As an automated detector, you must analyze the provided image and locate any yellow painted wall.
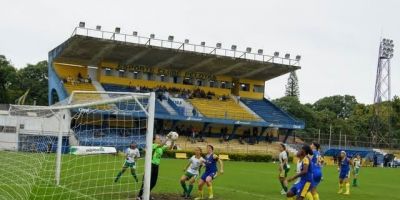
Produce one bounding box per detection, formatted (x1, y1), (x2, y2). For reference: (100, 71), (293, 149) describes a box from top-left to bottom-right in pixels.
(238, 79), (264, 99)
(54, 63), (88, 78)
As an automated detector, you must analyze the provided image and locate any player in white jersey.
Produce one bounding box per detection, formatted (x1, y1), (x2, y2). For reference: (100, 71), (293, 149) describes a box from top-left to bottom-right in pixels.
(352, 154), (361, 187)
(180, 147), (205, 199)
(114, 143), (140, 183)
(278, 143), (290, 195)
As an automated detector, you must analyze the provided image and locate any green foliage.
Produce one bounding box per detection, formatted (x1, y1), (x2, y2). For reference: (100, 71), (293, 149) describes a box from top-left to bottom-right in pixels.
(313, 95), (358, 119)
(0, 55), (48, 105)
(0, 55), (18, 103)
(273, 94), (400, 145)
(285, 71), (300, 98)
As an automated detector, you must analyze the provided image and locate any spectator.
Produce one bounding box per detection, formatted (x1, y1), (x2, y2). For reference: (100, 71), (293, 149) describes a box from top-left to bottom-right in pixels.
(239, 137), (244, 145)
(191, 128), (197, 144)
(192, 108), (197, 117)
(207, 126), (212, 137)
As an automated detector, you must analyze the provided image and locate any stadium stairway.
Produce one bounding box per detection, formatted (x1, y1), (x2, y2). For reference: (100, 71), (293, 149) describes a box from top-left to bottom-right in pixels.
(168, 97), (203, 117)
(240, 98), (304, 127)
(158, 99), (178, 115)
(188, 98), (261, 121)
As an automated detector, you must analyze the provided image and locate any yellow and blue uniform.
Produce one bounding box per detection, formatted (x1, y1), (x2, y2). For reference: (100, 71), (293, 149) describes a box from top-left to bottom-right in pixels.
(339, 157), (351, 179)
(201, 153), (218, 181)
(311, 150), (322, 187)
(289, 156), (313, 198)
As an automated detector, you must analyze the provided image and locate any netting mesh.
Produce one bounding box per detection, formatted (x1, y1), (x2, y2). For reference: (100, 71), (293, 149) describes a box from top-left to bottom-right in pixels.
(0, 92), (153, 200)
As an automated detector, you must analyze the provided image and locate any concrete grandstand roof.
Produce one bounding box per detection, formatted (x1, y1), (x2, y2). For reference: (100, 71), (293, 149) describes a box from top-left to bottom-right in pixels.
(51, 27), (301, 81)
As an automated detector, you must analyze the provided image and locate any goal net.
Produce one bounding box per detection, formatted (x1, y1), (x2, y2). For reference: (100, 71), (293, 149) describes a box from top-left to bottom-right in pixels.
(0, 91), (155, 200)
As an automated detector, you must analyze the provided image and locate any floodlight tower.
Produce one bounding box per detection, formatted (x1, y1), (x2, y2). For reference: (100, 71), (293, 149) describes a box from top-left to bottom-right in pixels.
(372, 38), (394, 146)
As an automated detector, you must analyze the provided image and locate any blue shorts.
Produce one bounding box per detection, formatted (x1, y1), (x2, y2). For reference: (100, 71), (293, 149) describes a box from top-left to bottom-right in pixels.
(289, 180), (312, 198)
(339, 170), (350, 179)
(312, 171), (322, 187)
(201, 171), (217, 181)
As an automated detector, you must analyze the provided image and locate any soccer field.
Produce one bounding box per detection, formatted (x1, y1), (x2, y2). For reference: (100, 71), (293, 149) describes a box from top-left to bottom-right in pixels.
(1, 152), (400, 200)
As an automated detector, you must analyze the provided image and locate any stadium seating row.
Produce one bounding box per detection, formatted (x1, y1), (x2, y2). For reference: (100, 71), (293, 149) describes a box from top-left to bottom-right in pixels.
(189, 98), (260, 121)
(241, 98), (299, 125)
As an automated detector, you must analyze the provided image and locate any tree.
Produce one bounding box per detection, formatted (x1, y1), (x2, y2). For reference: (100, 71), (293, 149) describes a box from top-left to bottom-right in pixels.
(313, 95), (358, 119)
(0, 55), (18, 103)
(16, 61), (48, 105)
(0, 57), (48, 105)
(285, 71), (300, 98)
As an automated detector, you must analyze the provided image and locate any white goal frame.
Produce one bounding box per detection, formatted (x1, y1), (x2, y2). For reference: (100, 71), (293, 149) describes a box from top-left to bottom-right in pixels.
(9, 91), (156, 200)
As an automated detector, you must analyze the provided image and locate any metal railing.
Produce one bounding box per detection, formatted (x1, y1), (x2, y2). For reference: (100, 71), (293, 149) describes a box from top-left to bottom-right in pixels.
(287, 132), (400, 149)
(176, 137), (279, 155)
(72, 27), (300, 67)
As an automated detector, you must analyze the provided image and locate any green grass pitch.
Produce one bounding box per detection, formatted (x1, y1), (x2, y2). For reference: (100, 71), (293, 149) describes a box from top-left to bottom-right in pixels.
(0, 152), (400, 200)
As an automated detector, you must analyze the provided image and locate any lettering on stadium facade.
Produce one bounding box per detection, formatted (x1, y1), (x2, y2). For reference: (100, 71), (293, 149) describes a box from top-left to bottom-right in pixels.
(116, 64), (216, 80)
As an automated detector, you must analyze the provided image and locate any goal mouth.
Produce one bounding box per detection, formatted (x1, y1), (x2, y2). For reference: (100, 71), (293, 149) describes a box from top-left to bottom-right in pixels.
(1, 91), (156, 200)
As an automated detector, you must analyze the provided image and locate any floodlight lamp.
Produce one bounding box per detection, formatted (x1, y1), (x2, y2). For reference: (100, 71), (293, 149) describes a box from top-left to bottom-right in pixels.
(285, 53), (290, 59)
(295, 55), (301, 61)
(168, 35), (174, 41)
(216, 43), (222, 48)
(132, 31), (138, 36)
(79, 22), (85, 28)
(96, 25), (101, 30)
(231, 45), (237, 51)
(257, 49), (263, 55)
(274, 51), (279, 57)
(201, 41), (206, 46)
(246, 47), (252, 53)
(184, 39), (189, 44)
(115, 27), (121, 33)
(150, 34), (155, 39)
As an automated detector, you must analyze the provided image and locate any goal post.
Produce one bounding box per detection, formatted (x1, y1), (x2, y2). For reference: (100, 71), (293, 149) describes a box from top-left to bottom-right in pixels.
(2, 91), (156, 200)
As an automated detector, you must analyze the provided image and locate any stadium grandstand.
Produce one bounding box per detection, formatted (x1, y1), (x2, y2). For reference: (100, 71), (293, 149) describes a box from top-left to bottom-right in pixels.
(43, 24), (305, 153)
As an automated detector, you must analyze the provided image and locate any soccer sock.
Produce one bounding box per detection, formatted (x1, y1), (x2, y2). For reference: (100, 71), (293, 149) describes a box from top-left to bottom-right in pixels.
(198, 189), (203, 198)
(130, 171), (138, 182)
(280, 182), (288, 192)
(353, 178), (357, 186)
(115, 171), (123, 182)
(305, 192), (314, 200)
(313, 193), (320, 200)
(345, 183), (350, 193)
(188, 184), (194, 195)
(180, 182), (188, 194)
(208, 186), (213, 197)
(338, 183), (343, 193)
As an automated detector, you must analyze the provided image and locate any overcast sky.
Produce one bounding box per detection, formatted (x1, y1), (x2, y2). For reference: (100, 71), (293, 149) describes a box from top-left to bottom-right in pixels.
(0, 0), (399, 104)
